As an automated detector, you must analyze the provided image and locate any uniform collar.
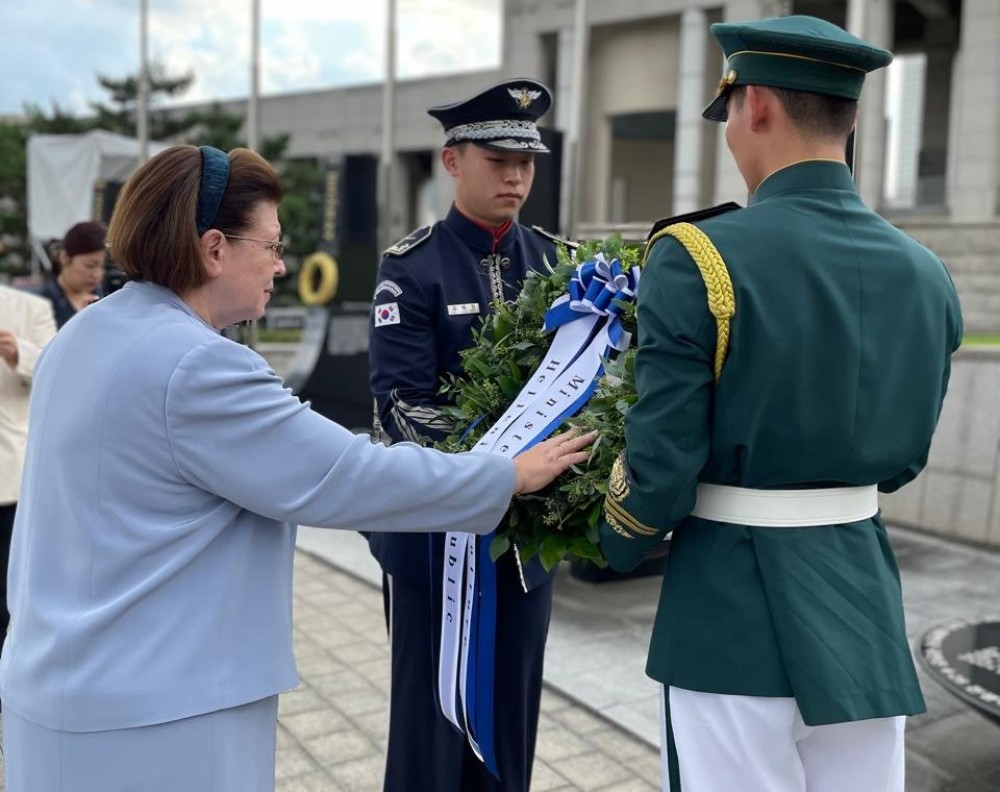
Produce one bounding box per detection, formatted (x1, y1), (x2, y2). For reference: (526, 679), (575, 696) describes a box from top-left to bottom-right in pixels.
(445, 204), (516, 253)
(749, 159), (857, 205)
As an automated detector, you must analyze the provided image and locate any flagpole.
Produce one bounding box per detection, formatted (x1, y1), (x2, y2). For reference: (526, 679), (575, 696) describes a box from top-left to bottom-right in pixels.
(137, 0), (150, 162)
(563, 0), (588, 239)
(378, 0), (397, 253)
(248, 0), (261, 152)
(244, 0), (262, 351)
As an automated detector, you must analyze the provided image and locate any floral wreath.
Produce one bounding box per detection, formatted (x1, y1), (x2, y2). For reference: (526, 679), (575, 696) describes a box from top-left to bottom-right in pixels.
(437, 236), (642, 570)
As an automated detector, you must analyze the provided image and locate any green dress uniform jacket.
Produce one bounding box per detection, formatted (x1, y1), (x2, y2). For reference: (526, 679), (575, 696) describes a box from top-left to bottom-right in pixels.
(599, 159), (963, 726)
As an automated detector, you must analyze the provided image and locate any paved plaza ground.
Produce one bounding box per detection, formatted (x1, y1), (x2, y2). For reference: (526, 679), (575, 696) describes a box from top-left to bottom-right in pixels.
(296, 524), (1000, 791)
(0, 524), (997, 790)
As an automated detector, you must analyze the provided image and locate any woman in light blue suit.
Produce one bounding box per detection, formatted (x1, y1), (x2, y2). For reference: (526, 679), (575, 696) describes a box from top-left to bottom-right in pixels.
(0, 145), (594, 792)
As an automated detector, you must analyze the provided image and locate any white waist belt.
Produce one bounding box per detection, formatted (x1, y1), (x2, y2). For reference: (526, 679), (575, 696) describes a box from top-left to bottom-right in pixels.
(691, 484), (879, 527)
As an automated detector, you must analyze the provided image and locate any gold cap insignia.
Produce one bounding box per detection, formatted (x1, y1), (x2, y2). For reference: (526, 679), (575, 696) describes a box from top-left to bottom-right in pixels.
(717, 69), (737, 96)
(508, 87), (542, 109)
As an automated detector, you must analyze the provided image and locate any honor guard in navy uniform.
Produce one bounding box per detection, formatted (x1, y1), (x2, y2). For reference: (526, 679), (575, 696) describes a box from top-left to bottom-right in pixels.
(368, 78), (564, 792)
(597, 16), (963, 792)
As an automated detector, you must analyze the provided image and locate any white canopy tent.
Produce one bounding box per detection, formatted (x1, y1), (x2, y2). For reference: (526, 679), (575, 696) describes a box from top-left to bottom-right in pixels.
(26, 130), (169, 271)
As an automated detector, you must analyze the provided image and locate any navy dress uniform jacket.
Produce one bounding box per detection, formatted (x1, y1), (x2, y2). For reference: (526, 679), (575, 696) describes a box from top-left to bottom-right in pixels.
(368, 204), (560, 592)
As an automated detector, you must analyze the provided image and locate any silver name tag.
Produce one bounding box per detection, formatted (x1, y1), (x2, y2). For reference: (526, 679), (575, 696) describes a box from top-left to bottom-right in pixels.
(447, 303), (480, 316)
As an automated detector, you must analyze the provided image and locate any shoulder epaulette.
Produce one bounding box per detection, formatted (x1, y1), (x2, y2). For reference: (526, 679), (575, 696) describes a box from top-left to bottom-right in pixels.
(647, 202), (742, 241)
(530, 225), (578, 251)
(384, 225), (433, 257)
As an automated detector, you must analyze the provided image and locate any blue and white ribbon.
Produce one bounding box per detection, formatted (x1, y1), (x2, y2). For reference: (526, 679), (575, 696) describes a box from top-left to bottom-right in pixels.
(438, 255), (640, 778)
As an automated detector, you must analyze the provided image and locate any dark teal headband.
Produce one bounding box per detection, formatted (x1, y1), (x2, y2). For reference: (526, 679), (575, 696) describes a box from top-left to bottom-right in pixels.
(196, 146), (230, 235)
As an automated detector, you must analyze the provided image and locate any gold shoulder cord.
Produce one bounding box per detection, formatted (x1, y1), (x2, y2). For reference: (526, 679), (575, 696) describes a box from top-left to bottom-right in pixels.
(602, 222), (734, 541)
(644, 222), (735, 381)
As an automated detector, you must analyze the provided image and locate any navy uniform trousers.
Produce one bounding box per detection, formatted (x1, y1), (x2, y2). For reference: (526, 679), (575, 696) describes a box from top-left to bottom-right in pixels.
(381, 550), (553, 792)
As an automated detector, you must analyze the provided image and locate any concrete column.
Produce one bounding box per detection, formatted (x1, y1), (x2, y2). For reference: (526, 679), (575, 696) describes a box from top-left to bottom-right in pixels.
(673, 8), (709, 214)
(947, 0), (1000, 219)
(558, 18), (588, 236)
(555, 27), (576, 133)
(388, 153), (408, 244)
(431, 151), (453, 222)
(919, 45), (954, 208)
(945, 47), (964, 217)
(556, 27), (575, 233)
(847, 0), (893, 210)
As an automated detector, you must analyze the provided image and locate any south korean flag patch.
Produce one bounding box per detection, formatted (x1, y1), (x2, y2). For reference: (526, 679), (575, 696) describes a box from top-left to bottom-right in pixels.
(374, 302), (401, 327)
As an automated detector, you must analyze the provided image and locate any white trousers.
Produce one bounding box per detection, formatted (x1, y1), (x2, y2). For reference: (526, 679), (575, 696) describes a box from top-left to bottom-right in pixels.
(660, 686), (905, 792)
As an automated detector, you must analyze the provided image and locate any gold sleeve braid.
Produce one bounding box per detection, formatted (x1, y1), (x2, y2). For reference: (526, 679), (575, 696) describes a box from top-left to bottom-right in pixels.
(643, 222), (735, 382)
(602, 222), (735, 541)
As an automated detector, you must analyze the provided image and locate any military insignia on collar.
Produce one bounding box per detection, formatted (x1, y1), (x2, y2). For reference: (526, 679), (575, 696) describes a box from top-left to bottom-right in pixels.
(385, 225), (432, 257)
(609, 452), (630, 502)
(508, 86), (542, 109)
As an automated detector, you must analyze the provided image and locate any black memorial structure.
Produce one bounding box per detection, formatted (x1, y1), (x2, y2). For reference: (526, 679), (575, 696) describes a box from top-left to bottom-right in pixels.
(92, 179), (128, 295)
(519, 128), (563, 235)
(919, 616), (1000, 726)
(285, 155), (378, 432)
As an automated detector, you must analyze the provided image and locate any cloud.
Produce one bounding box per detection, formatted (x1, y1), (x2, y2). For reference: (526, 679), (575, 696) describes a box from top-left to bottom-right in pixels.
(0, 0), (500, 115)
(1, 1), (139, 114)
(396, 0), (501, 79)
(258, 0), (502, 95)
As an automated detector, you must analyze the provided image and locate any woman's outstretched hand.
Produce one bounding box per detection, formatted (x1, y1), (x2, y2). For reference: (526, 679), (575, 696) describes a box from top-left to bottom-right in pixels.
(512, 430), (599, 495)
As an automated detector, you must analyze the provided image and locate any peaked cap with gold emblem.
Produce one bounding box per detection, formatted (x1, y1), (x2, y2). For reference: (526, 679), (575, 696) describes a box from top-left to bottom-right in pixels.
(703, 15), (893, 122)
(428, 78), (552, 153)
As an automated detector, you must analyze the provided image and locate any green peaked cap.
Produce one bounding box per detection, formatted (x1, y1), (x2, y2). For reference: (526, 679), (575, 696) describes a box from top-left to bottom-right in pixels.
(703, 15), (893, 122)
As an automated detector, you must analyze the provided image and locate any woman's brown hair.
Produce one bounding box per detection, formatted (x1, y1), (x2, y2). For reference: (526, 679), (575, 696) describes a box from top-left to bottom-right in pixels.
(107, 146), (283, 295)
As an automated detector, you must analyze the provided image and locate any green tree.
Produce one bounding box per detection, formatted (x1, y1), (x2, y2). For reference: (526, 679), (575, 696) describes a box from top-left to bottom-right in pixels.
(183, 103), (245, 151)
(90, 61), (196, 140)
(273, 156), (324, 304)
(23, 101), (95, 134)
(0, 121), (30, 277)
(1, 65), (325, 297)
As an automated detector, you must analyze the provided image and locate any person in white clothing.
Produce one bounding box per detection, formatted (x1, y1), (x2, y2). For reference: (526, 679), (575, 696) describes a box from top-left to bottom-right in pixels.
(0, 284), (56, 640)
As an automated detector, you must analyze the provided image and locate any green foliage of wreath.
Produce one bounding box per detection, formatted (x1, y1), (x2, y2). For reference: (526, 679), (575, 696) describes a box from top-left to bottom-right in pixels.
(436, 236), (642, 571)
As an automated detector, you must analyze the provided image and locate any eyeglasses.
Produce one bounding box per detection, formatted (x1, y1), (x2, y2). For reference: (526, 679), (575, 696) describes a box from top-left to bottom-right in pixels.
(224, 235), (287, 260)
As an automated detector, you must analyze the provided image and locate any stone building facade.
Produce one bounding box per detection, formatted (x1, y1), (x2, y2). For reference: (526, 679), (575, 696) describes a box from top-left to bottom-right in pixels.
(201, 0), (998, 333)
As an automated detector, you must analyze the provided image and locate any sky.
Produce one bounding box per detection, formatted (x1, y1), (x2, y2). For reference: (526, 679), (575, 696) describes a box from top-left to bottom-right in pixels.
(2, 0), (502, 116)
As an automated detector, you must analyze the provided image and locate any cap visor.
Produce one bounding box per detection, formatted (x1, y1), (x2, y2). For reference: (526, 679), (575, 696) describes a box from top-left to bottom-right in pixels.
(702, 94), (729, 122)
(474, 140), (550, 154)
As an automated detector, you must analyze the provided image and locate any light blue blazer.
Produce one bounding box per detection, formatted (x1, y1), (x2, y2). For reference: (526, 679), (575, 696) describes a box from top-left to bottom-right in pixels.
(0, 281), (514, 732)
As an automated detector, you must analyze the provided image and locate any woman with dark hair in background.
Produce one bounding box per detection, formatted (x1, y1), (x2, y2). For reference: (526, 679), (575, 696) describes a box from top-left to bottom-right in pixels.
(38, 220), (107, 328)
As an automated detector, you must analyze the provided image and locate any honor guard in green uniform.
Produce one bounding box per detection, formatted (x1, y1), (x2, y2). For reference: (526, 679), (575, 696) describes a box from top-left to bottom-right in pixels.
(598, 15), (963, 792)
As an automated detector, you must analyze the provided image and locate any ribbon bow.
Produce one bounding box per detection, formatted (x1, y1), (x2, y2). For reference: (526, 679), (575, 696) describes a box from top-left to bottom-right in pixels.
(544, 253), (641, 332)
